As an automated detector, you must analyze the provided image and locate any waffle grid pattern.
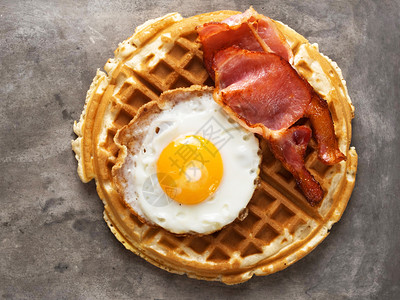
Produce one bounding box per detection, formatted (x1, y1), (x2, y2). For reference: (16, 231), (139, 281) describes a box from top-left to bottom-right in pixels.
(96, 24), (324, 263)
(73, 11), (357, 283)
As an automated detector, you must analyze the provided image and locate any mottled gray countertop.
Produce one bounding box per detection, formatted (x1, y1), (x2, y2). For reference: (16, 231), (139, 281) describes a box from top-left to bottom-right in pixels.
(1, 0), (399, 299)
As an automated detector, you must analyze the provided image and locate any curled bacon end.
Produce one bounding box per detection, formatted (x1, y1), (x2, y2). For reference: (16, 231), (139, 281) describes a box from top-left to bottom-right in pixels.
(307, 94), (346, 165)
(268, 126), (324, 206)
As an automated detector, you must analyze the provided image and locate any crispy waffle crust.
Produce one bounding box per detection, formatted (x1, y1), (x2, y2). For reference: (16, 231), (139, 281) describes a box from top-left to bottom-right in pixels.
(72, 11), (358, 284)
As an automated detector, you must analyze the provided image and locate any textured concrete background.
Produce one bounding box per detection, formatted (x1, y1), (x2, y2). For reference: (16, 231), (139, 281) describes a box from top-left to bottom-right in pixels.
(1, 0), (399, 299)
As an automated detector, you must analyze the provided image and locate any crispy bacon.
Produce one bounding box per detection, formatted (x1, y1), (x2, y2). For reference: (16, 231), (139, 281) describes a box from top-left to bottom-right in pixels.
(269, 126), (323, 206)
(197, 7), (293, 79)
(306, 94), (346, 165)
(213, 47), (324, 203)
(196, 8), (346, 205)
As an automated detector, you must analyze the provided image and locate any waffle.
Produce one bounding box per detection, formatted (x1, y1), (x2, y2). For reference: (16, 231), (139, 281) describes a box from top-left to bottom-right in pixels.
(72, 10), (358, 284)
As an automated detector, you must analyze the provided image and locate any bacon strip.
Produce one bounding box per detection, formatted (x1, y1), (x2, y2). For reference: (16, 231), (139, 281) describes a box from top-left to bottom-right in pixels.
(196, 8), (346, 205)
(269, 126), (323, 206)
(213, 47), (324, 203)
(214, 47), (311, 131)
(197, 22), (262, 78)
(197, 7), (293, 79)
(221, 7), (293, 63)
(306, 94), (346, 165)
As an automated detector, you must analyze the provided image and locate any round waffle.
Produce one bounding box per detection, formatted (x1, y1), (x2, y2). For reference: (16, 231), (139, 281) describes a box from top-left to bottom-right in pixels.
(72, 10), (358, 284)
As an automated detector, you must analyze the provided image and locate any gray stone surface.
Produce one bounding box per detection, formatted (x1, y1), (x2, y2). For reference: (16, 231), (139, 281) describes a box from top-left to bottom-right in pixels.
(1, 0), (399, 299)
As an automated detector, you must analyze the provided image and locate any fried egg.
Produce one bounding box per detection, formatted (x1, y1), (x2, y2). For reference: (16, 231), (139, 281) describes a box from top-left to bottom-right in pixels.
(115, 87), (260, 234)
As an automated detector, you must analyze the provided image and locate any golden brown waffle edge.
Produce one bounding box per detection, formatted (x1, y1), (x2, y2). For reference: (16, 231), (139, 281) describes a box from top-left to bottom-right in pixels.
(72, 10), (358, 284)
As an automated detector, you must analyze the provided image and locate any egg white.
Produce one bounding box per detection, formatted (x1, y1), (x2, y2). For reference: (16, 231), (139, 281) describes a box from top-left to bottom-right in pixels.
(122, 92), (260, 234)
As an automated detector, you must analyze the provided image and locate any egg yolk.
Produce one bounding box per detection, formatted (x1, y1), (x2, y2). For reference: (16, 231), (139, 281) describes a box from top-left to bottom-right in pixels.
(156, 135), (223, 205)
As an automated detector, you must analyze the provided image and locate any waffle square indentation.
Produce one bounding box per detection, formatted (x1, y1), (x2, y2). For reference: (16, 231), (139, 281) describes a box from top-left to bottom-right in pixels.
(114, 109), (134, 127)
(271, 204), (295, 225)
(309, 158), (331, 177)
(251, 189), (276, 211)
(207, 247), (230, 261)
(171, 76), (191, 89)
(277, 166), (294, 183)
(130, 214), (144, 228)
(159, 236), (178, 250)
(184, 56), (207, 74)
(220, 229), (246, 248)
(187, 237), (212, 255)
(104, 130), (116, 149)
(241, 242), (263, 257)
(255, 223), (279, 244)
(240, 211), (262, 232)
(126, 89), (152, 108)
(142, 227), (159, 241)
(168, 44), (188, 62)
(151, 61), (174, 80)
